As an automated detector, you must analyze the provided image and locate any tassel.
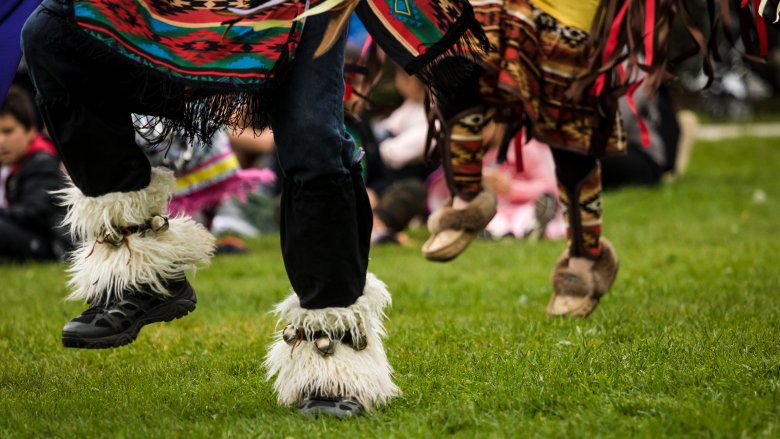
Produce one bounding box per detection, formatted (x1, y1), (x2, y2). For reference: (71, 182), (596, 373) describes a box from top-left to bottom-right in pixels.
(752, 0), (769, 56)
(644, 0), (655, 66)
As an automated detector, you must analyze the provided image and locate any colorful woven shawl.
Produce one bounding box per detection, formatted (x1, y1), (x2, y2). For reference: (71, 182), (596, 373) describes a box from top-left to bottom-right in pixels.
(61, 0), (487, 144)
(71, 0), (304, 88)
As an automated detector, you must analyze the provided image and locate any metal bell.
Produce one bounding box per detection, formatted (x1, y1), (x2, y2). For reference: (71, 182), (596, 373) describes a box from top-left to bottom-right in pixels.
(282, 324), (298, 345)
(315, 336), (336, 357)
(102, 231), (124, 247)
(351, 333), (367, 351)
(150, 215), (169, 233)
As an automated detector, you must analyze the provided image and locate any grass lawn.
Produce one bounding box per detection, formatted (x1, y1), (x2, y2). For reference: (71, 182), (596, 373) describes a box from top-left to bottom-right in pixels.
(1, 137), (779, 438)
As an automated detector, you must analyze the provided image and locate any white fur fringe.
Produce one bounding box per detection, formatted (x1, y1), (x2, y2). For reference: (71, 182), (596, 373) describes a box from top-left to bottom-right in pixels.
(57, 167), (215, 303)
(264, 273), (401, 410)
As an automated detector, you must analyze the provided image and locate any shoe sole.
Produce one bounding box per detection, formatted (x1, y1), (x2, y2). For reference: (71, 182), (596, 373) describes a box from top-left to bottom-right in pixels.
(62, 286), (197, 349)
(299, 398), (364, 418)
(422, 230), (477, 262)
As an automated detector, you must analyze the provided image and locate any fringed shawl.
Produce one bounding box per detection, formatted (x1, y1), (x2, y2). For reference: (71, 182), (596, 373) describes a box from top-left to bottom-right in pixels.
(60, 0), (488, 144)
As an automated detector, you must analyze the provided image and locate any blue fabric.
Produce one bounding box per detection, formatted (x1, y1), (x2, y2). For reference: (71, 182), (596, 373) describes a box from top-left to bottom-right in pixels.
(0, 0), (42, 106)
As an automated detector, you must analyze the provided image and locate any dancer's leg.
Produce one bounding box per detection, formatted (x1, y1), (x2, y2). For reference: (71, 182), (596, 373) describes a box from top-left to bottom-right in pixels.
(22, 1), (213, 348)
(265, 13), (398, 416)
(547, 148), (618, 317)
(422, 58), (497, 261)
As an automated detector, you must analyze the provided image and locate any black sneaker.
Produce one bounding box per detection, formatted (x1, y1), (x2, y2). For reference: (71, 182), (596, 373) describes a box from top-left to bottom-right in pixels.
(62, 278), (197, 349)
(299, 396), (364, 418)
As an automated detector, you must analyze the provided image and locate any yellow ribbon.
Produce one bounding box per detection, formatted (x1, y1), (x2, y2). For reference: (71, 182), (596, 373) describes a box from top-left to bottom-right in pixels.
(251, 19), (295, 31)
(251, 0), (347, 31)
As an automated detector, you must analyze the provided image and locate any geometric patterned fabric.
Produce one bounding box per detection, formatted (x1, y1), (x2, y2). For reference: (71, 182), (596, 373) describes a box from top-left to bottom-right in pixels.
(557, 162), (603, 259)
(449, 109), (489, 200)
(71, 0), (304, 89)
(70, 0), (480, 90)
(472, 0), (626, 156)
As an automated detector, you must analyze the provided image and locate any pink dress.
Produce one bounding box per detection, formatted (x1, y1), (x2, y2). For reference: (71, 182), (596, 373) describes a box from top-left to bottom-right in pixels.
(484, 138), (566, 240)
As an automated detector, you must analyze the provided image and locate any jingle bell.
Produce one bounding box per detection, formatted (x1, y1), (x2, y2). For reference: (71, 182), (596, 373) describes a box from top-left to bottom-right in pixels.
(282, 324), (298, 345)
(351, 333), (367, 351)
(150, 215), (169, 233)
(102, 231), (124, 247)
(315, 336), (336, 356)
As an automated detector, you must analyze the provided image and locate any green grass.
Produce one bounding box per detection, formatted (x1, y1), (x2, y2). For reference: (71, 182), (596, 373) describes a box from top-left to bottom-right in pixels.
(2, 137), (780, 438)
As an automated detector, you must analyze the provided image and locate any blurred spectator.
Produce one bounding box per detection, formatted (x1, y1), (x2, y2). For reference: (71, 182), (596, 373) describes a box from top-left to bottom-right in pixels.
(229, 128), (276, 169)
(483, 137), (566, 240)
(0, 86), (71, 262)
(601, 85), (698, 189)
(367, 69), (435, 244)
(136, 117), (275, 254)
(372, 70), (429, 171)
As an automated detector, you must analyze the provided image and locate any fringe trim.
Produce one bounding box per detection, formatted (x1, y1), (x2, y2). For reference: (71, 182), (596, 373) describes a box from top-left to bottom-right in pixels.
(569, 0), (779, 102)
(168, 168), (276, 217)
(264, 273), (401, 410)
(410, 6), (492, 100)
(134, 90), (285, 148)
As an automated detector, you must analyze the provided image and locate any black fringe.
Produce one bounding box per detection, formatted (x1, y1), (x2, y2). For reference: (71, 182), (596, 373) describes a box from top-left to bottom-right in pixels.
(46, 0), (296, 147)
(410, 7), (492, 100)
(132, 87), (283, 148)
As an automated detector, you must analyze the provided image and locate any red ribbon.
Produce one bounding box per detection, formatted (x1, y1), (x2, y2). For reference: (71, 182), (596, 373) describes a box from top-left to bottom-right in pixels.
(644, 0), (655, 66)
(592, 0), (629, 96)
(627, 80), (651, 148)
(616, 64), (650, 148)
(752, 0), (768, 56)
(513, 130), (525, 173)
(343, 81), (353, 101)
(359, 35), (373, 63)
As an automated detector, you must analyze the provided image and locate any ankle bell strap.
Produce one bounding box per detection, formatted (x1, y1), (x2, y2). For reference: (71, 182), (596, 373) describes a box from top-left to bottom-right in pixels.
(281, 324), (367, 357)
(98, 215), (170, 247)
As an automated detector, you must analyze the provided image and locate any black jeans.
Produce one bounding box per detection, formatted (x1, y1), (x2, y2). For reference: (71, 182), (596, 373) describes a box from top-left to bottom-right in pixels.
(22, 1), (371, 308)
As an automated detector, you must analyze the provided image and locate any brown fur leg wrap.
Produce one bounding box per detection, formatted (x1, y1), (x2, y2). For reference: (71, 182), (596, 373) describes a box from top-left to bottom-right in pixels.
(548, 237), (619, 317)
(428, 190), (497, 233)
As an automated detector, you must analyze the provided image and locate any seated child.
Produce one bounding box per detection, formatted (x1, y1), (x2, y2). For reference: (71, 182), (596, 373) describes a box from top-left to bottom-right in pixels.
(0, 86), (70, 261)
(368, 69), (436, 244)
(482, 136), (566, 240)
(426, 134), (566, 241)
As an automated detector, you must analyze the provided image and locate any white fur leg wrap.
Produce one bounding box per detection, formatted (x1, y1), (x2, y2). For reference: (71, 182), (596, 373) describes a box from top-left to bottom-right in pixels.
(264, 273), (401, 410)
(57, 167), (215, 303)
(56, 167), (177, 240)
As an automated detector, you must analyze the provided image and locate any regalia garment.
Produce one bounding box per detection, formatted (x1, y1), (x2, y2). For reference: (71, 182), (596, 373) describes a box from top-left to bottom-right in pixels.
(422, 0), (779, 317)
(471, 0), (626, 156)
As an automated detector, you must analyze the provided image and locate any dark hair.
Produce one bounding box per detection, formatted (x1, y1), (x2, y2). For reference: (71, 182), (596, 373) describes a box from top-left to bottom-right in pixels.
(0, 86), (37, 131)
